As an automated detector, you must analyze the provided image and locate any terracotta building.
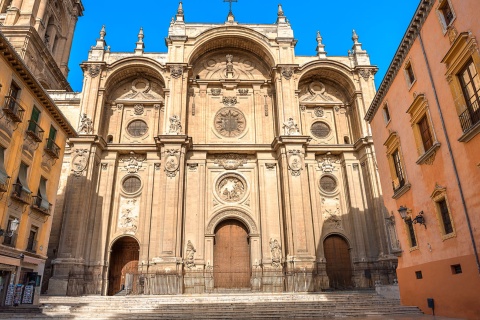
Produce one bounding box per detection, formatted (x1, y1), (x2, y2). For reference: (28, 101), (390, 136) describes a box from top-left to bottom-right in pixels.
(366, 0), (480, 318)
(45, 4), (401, 296)
(0, 0), (82, 306)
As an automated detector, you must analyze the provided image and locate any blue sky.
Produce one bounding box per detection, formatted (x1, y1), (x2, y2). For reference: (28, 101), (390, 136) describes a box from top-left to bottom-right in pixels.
(67, 0), (419, 92)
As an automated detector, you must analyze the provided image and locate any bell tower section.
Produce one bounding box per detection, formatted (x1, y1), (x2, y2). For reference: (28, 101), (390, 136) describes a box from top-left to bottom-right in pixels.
(0, 0), (84, 90)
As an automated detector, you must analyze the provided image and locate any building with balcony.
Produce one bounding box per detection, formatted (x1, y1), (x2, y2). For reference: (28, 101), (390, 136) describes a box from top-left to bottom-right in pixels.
(0, 30), (76, 306)
(365, 0), (480, 318)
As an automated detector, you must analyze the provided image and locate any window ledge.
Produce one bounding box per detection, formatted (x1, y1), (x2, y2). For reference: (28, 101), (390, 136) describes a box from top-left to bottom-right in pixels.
(441, 232), (456, 241)
(392, 183), (411, 200)
(458, 120), (480, 142)
(409, 246), (419, 252)
(416, 142), (441, 165)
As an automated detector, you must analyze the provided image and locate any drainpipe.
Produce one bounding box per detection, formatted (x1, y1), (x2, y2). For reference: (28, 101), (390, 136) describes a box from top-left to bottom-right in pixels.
(418, 32), (480, 274)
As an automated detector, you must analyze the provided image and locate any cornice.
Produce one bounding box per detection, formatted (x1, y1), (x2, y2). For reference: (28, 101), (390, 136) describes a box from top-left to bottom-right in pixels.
(0, 31), (77, 137)
(365, 0), (435, 122)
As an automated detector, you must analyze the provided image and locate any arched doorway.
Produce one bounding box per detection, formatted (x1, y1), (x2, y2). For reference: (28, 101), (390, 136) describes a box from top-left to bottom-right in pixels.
(108, 236), (139, 295)
(324, 235), (352, 289)
(213, 219), (251, 289)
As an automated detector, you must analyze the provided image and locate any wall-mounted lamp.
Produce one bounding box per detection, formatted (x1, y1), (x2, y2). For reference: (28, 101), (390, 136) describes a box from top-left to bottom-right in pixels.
(397, 207), (427, 229)
(0, 218), (20, 237)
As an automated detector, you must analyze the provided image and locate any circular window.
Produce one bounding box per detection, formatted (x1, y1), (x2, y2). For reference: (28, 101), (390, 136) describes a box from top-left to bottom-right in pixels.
(127, 120), (148, 137)
(320, 175), (337, 192)
(123, 176), (141, 193)
(311, 122), (331, 139)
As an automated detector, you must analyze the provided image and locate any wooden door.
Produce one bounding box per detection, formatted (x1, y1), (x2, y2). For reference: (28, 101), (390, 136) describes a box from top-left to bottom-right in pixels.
(214, 220), (251, 288)
(324, 235), (352, 289)
(108, 237), (139, 295)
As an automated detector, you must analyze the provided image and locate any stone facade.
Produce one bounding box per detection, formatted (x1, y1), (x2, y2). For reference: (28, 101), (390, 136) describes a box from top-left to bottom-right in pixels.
(46, 4), (398, 296)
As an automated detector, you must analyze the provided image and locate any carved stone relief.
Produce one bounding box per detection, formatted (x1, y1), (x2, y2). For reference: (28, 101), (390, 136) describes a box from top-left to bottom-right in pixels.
(222, 96), (238, 107)
(134, 104), (144, 115)
(322, 197), (342, 230)
(281, 67), (293, 80)
(194, 52), (268, 80)
(214, 154), (247, 170)
(214, 108), (246, 138)
(170, 65), (184, 79)
(78, 113), (93, 134)
(88, 65), (101, 78)
(299, 81), (343, 103)
(210, 88), (221, 96)
(114, 78), (164, 103)
(72, 149), (89, 177)
(283, 118), (300, 135)
(119, 152), (146, 173)
(168, 115), (182, 134)
(358, 69), (371, 81)
(287, 150), (303, 176)
(269, 238), (282, 268)
(164, 149), (180, 178)
(314, 107), (324, 117)
(118, 197), (139, 233)
(216, 173), (247, 203)
(238, 89), (249, 96)
(318, 152), (340, 173)
(184, 240), (196, 269)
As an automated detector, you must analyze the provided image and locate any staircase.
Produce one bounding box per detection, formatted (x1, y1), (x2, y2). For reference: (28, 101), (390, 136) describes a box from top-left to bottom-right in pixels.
(0, 291), (424, 319)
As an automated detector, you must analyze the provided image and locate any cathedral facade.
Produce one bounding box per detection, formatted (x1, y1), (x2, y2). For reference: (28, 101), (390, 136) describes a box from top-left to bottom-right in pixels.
(46, 4), (399, 296)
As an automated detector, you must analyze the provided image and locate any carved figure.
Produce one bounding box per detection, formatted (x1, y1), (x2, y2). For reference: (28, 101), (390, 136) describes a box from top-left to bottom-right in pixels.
(283, 117), (300, 135)
(225, 54), (234, 78)
(185, 240), (196, 269)
(168, 115), (182, 134)
(78, 113), (93, 134)
(269, 238), (282, 268)
(217, 176), (245, 202)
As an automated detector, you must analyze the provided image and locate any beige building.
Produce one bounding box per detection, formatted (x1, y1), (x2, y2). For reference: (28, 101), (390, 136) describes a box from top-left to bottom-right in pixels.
(0, 30), (76, 306)
(46, 4), (400, 296)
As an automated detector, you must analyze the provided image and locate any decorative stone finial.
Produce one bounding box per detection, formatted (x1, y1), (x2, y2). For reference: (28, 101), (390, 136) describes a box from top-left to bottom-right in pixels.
(99, 25), (106, 40)
(278, 4), (284, 16)
(138, 28), (144, 43)
(316, 31), (327, 59)
(352, 29), (359, 43)
(177, 2), (184, 15)
(350, 29), (369, 66)
(135, 27), (145, 54)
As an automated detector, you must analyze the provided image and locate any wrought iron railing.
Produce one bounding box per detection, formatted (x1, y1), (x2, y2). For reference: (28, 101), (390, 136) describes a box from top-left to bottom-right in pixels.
(2, 232), (17, 247)
(11, 183), (32, 204)
(44, 138), (60, 159)
(459, 105), (480, 132)
(26, 120), (44, 142)
(2, 96), (25, 123)
(31, 195), (51, 215)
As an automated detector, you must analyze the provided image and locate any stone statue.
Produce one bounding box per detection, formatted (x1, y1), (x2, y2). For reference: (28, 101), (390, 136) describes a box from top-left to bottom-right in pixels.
(225, 54), (234, 78)
(78, 113), (93, 134)
(269, 238), (282, 268)
(283, 117), (300, 135)
(168, 115), (182, 134)
(185, 240), (196, 269)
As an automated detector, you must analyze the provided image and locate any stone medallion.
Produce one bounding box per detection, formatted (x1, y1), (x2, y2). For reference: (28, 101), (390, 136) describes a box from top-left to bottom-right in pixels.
(214, 107), (246, 138)
(216, 173), (247, 203)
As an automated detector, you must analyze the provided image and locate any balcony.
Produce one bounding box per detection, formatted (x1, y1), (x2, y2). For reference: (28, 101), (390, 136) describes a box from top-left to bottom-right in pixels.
(31, 195), (51, 215)
(2, 96), (25, 123)
(11, 183), (32, 205)
(2, 232), (17, 247)
(459, 105), (480, 132)
(26, 120), (44, 143)
(44, 138), (60, 159)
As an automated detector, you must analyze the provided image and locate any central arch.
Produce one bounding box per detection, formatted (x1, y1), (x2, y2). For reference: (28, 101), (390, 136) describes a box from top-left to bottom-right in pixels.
(324, 235), (353, 289)
(213, 219), (251, 289)
(107, 236), (140, 295)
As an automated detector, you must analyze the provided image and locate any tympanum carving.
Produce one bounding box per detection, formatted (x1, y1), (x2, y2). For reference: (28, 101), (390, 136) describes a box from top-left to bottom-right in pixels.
(216, 173), (247, 203)
(214, 154), (247, 170)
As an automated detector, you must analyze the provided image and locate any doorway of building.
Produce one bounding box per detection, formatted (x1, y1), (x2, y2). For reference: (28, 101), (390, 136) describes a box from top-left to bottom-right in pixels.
(108, 236), (139, 295)
(213, 219), (251, 289)
(324, 235), (353, 289)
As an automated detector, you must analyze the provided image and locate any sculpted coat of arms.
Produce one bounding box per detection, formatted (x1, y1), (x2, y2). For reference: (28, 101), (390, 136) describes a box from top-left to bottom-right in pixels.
(287, 150), (304, 176)
(165, 149), (180, 178)
(216, 174), (247, 203)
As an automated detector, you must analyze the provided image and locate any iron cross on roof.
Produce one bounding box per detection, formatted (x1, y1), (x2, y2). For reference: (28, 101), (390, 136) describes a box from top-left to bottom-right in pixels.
(223, 0), (238, 14)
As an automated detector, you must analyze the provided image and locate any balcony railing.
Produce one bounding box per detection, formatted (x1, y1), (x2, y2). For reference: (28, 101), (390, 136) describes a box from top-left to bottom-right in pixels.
(0, 174), (10, 193)
(26, 239), (37, 253)
(44, 138), (60, 159)
(31, 195), (51, 215)
(2, 232), (17, 247)
(392, 178), (405, 192)
(2, 96), (25, 123)
(459, 104), (480, 132)
(11, 183), (32, 204)
(26, 120), (44, 142)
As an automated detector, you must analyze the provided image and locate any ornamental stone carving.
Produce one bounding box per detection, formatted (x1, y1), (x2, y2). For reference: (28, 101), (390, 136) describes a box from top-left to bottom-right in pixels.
(238, 89), (249, 96)
(283, 118), (300, 135)
(281, 67), (293, 80)
(269, 238), (282, 268)
(214, 108), (246, 138)
(134, 104), (144, 115)
(72, 149), (89, 177)
(78, 113), (93, 134)
(88, 65), (101, 78)
(225, 54), (234, 78)
(170, 65), (184, 79)
(210, 88), (221, 96)
(214, 153), (247, 170)
(287, 150), (303, 176)
(185, 240), (196, 269)
(164, 149), (180, 178)
(299, 81), (343, 103)
(359, 69), (371, 81)
(322, 197), (341, 230)
(216, 173), (247, 203)
(314, 107), (324, 117)
(168, 115), (182, 134)
(222, 96), (238, 107)
(206, 210), (257, 234)
(318, 152), (340, 173)
(118, 198), (139, 233)
(119, 152), (146, 173)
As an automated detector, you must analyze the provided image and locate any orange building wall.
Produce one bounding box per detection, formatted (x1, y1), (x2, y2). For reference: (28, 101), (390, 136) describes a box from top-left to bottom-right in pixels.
(369, 0), (480, 319)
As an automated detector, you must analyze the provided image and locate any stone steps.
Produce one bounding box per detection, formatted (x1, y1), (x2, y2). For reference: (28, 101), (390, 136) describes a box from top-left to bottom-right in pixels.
(0, 291), (424, 319)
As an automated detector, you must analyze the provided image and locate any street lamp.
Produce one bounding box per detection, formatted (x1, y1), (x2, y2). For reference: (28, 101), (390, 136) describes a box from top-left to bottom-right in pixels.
(397, 206), (427, 229)
(0, 218), (20, 237)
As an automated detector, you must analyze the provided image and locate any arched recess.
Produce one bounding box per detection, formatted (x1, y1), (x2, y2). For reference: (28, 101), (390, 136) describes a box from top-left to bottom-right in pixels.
(297, 62), (362, 144)
(323, 234), (353, 289)
(100, 58), (167, 140)
(206, 209), (258, 235)
(107, 236), (140, 295)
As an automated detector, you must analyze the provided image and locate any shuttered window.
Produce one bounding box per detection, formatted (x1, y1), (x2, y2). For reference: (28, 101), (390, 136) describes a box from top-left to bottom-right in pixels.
(17, 163), (31, 194)
(418, 115), (433, 151)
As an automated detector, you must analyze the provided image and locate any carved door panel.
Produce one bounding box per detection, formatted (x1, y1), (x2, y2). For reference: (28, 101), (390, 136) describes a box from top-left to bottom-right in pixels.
(324, 235), (352, 289)
(214, 220), (251, 288)
(108, 237), (139, 295)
